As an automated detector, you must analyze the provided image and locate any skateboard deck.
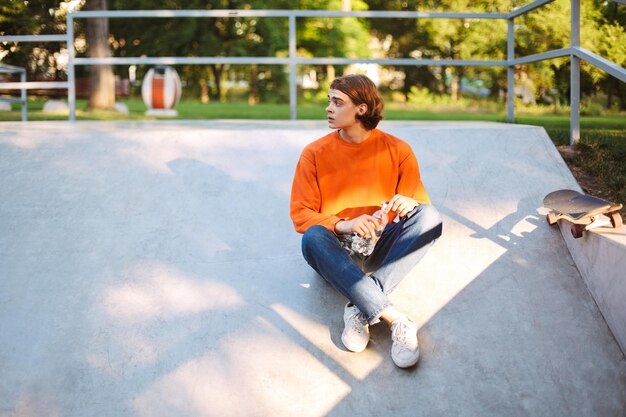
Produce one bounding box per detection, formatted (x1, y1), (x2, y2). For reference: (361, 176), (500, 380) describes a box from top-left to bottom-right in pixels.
(543, 189), (623, 238)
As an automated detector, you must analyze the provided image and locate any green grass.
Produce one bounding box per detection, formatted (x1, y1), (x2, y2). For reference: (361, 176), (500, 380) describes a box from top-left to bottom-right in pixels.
(0, 99), (290, 120)
(2, 98), (624, 207)
(568, 132), (626, 209)
(510, 113), (625, 208)
(2, 98), (625, 127)
(0, 99), (295, 121)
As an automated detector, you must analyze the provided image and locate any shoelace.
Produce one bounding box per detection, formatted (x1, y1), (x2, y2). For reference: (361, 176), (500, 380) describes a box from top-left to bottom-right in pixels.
(393, 320), (416, 349)
(349, 311), (366, 333)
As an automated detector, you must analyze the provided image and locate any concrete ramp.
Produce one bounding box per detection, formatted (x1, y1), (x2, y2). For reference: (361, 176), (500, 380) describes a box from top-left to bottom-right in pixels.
(1, 120), (624, 417)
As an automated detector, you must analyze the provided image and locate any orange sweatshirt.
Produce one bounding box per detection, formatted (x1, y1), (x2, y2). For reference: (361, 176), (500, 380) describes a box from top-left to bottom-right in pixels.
(290, 129), (430, 234)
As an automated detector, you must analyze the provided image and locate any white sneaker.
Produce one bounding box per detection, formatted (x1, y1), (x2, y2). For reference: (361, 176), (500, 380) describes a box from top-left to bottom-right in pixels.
(390, 315), (420, 368)
(341, 303), (370, 352)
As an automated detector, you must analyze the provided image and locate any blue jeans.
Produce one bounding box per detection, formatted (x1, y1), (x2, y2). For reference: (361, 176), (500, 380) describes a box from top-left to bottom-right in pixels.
(301, 204), (443, 324)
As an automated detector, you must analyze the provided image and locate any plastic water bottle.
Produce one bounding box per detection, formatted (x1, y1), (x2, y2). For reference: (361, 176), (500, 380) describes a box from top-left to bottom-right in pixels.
(351, 202), (389, 256)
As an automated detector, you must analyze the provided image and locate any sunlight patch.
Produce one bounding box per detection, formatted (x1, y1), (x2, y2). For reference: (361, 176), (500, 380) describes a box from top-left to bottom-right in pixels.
(132, 317), (351, 417)
(104, 262), (244, 321)
(272, 303), (384, 380)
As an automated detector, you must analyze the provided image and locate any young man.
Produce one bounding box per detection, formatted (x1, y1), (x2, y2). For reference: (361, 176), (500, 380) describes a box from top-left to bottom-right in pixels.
(290, 74), (442, 368)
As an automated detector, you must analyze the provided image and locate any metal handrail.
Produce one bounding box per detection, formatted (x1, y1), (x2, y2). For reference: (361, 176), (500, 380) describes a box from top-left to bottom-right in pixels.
(69, 9), (510, 19)
(0, 35), (72, 122)
(1, 1), (624, 144)
(65, 2), (626, 144)
(0, 64), (27, 121)
(65, 8), (513, 123)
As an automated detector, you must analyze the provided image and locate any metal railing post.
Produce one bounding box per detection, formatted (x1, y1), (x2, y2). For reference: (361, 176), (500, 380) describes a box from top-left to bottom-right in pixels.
(67, 13), (76, 122)
(570, 0), (580, 145)
(289, 14), (297, 120)
(20, 70), (27, 121)
(507, 18), (515, 123)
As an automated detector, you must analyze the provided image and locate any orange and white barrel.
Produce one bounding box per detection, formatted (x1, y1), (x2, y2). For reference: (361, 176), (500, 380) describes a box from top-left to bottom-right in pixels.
(141, 66), (181, 110)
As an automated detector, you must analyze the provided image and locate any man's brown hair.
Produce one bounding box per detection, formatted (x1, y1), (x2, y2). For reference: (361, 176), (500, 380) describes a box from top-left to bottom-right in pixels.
(330, 74), (384, 130)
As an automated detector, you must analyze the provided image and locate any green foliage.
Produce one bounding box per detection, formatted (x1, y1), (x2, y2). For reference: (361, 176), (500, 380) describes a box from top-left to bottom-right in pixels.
(105, 0), (292, 101)
(574, 132), (626, 205)
(0, 0), (70, 80)
(296, 0), (370, 59)
(406, 86), (499, 112)
(0, 0), (67, 35)
(2, 0), (625, 109)
(0, 0), (30, 33)
(513, 0), (626, 110)
(363, 0), (436, 96)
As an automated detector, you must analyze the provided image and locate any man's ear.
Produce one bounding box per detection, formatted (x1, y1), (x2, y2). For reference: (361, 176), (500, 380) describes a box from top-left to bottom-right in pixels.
(357, 103), (368, 115)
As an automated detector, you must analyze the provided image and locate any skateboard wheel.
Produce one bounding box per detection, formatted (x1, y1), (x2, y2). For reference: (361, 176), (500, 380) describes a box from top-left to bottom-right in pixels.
(546, 212), (557, 225)
(571, 224), (584, 239)
(610, 213), (623, 229)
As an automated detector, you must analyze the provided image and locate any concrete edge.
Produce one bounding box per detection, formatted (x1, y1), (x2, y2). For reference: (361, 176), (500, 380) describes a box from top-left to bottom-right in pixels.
(537, 128), (626, 356)
(559, 223), (626, 357)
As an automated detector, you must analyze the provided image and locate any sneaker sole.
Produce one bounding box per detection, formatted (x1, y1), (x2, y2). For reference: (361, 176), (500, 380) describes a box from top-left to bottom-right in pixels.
(341, 332), (369, 353)
(392, 350), (420, 368)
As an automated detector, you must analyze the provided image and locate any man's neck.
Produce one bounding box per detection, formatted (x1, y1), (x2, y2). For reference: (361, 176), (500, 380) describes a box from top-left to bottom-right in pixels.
(339, 126), (372, 144)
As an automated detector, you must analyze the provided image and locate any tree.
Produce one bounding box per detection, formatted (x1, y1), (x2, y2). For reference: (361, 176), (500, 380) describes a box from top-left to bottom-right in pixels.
(361, 0), (435, 99)
(0, 0), (68, 81)
(106, 0), (370, 102)
(84, 0), (116, 110)
(3, 0), (621, 109)
(107, 0), (291, 102)
(363, 0), (509, 100)
(296, 0), (371, 88)
(1, 0), (117, 108)
(586, 0), (626, 110)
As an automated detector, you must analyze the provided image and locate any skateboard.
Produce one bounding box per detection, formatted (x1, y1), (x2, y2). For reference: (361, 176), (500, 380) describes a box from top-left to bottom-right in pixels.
(543, 189), (623, 239)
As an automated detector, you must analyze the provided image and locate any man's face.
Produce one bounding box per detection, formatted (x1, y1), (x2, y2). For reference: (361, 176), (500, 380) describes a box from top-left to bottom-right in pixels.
(326, 89), (365, 130)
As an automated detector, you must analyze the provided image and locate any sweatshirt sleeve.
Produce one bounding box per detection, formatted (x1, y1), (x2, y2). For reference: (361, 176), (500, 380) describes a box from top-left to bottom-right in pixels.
(396, 146), (431, 205)
(290, 149), (342, 234)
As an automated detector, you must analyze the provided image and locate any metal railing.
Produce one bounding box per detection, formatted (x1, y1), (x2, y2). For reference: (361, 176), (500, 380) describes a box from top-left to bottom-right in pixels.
(0, 63), (27, 121)
(1, 0), (624, 145)
(0, 35), (71, 122)
(65, 8), (511, 125)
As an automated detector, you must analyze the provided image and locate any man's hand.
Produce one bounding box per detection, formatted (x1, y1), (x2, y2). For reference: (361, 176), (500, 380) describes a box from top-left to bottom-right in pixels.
(387, 194), (419, 218)
(335, 214), (385, 242)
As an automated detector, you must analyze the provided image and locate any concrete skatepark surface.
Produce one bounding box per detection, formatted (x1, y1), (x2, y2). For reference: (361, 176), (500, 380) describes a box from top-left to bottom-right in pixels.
(1, 120), (625, 417)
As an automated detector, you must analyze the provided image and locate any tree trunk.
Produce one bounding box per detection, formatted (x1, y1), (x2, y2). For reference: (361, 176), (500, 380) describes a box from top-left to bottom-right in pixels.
(327, 65), (336, 87)
(606, 77), (613, 110)
(451, 71), (459, 101)
(85, 0), (115, 110)
(209, 64), (224, 101)
(248, 65), (259, 105)
(200, 78), (210, 103)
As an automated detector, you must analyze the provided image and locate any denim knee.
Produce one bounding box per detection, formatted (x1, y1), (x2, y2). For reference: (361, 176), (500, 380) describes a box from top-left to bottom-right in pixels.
(301, 225), (332, 259)
(405, 204), (443, 237)
(418, 204), (443, 228)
